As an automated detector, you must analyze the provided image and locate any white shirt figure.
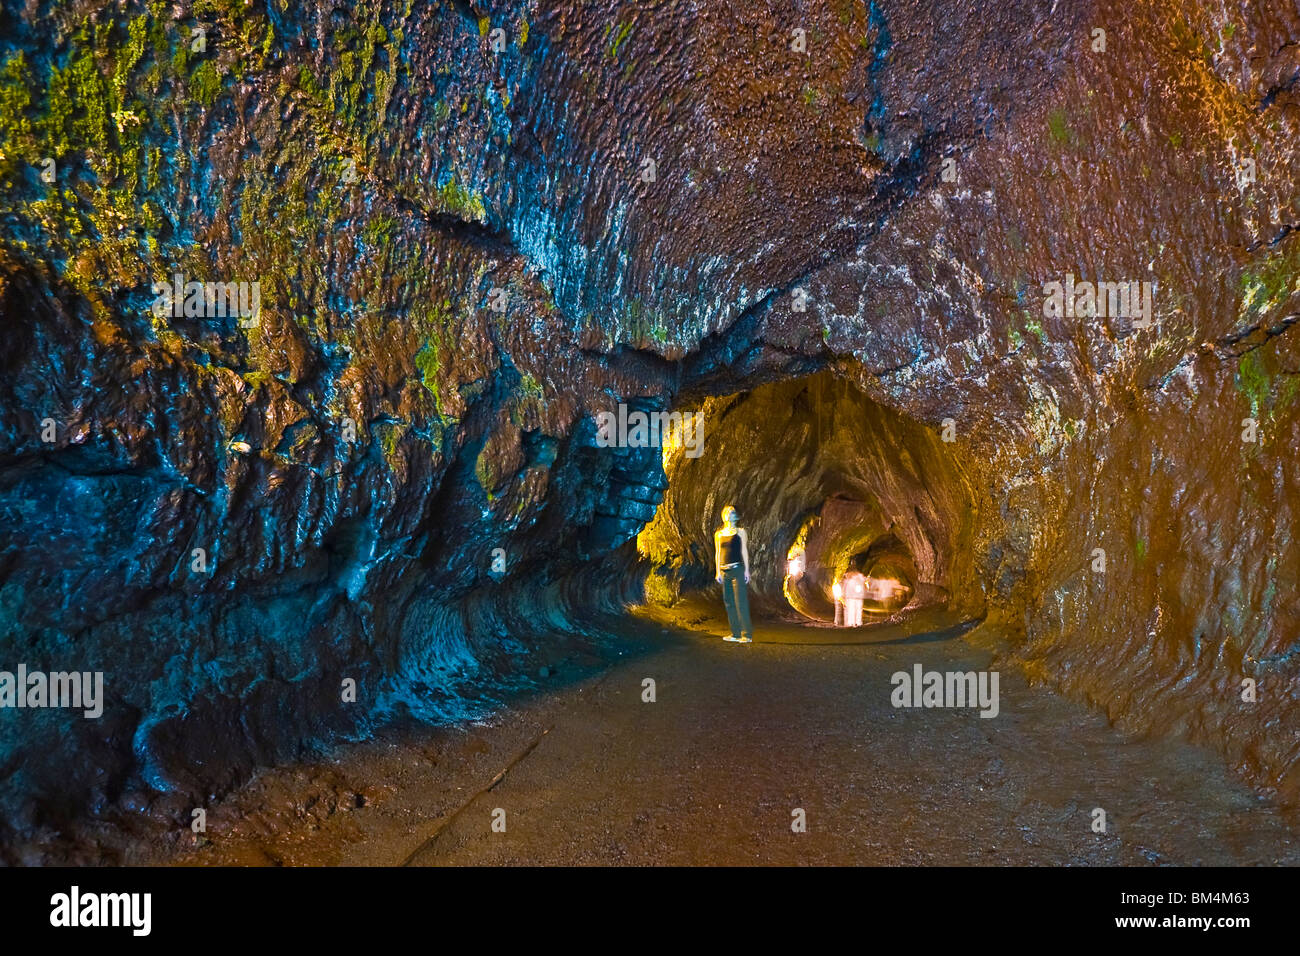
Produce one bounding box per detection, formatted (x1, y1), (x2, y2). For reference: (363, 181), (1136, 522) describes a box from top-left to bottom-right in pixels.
(842, 570), (866, 627)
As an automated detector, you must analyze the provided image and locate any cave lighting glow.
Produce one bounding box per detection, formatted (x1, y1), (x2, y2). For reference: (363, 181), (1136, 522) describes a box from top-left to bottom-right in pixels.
(787, 551), (805, 578)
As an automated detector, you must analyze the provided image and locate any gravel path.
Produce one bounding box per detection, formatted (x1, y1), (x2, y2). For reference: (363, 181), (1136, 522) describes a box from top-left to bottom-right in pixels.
(401, 604), (1300, 866)
(151, 601), (1299, 866)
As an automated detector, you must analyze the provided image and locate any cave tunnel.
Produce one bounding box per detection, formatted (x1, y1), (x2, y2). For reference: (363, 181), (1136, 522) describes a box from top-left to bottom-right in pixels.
(636, 370), (980, 631)
(4, 0), (1300, 885)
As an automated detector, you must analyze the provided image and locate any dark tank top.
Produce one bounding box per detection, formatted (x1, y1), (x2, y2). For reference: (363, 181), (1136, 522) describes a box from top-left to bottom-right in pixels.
(720, 531), (742, 565)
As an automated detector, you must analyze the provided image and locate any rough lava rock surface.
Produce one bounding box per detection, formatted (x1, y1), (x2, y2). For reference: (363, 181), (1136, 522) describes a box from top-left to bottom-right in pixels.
(1, 0), (1298, 851)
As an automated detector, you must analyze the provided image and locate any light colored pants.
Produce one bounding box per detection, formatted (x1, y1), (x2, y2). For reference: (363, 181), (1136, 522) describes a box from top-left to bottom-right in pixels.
(844, 598), (863, 627)
(720, 565), (753, 640)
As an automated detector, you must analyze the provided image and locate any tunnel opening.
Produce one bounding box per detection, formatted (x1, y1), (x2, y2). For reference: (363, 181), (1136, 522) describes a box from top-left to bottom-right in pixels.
(634, 369), (983, 632)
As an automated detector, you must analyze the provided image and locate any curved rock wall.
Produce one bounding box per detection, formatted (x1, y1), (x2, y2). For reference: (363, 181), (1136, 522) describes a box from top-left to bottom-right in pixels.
(635, 372), (980, 614)
(1, 0), (1298, 837)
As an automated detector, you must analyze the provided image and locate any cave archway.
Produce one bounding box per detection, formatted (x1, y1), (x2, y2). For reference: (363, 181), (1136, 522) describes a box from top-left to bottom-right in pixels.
(636, 370), (982, 628)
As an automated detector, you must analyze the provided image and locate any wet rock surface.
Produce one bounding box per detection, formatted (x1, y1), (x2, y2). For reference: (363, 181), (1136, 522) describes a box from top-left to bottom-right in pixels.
(0, 0), (1298, 856)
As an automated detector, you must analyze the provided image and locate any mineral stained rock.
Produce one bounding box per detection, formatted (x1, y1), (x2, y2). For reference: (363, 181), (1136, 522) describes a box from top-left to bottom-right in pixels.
(0, 0), (1298, 849)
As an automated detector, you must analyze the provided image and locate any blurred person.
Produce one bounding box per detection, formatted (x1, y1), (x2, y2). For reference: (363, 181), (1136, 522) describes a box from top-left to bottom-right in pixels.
(842, 567), (866, 627)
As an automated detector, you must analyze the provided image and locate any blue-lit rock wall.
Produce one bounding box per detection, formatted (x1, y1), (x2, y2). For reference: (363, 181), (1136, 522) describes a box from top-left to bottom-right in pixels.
(1, 0), (1299, 839)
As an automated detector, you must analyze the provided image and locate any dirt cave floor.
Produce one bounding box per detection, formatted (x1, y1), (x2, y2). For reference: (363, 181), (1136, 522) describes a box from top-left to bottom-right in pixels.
(82, 599), (1300, 866)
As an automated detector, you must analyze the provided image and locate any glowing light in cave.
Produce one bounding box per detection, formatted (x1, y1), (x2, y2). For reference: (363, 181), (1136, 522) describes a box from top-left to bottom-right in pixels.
(866, 577), (903, 601)
(787, 550), (805, 578)
(832, 581), (843, 601)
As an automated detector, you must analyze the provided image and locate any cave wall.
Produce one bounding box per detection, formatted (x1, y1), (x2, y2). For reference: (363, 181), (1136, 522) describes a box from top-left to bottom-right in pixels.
(1, 0), (1298, 833)
(636, 372), (980, 615)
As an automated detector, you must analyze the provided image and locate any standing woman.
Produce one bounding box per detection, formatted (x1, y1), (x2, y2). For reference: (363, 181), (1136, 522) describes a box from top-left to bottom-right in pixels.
(714, 505), (753, 644)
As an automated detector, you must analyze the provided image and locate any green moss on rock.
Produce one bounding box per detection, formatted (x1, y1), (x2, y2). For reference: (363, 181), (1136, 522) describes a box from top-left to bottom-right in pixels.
(191, 60), (222, 107)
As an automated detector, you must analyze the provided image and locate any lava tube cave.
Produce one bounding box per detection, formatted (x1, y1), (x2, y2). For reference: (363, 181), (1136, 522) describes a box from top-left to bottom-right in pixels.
(0, 0), (1298, 922)
(635, 372), (978, 629)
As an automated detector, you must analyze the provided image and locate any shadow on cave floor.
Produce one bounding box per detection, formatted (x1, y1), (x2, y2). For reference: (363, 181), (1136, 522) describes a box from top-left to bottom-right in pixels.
(123, 597), (1300, 868)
